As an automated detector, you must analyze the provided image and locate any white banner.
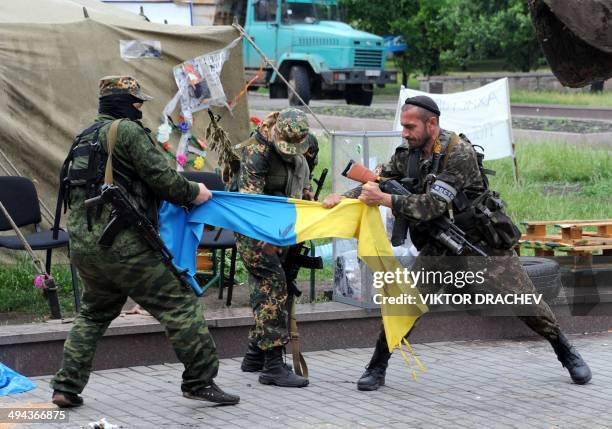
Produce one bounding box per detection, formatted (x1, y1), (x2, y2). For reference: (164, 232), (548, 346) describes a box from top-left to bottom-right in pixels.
(394, 78), (514, 160)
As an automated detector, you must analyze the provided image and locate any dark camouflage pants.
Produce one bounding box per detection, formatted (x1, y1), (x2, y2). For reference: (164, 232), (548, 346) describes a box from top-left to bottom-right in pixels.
(382, 247), (562, 344)
(235, 234), (289, 350)
(50, 249), (219, 395)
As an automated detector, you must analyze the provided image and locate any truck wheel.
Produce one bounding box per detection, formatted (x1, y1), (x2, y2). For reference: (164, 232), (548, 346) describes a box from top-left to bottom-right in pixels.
(288, 65), (310, 106)
(269, 82), (288, 99)
(345, 85), (373, 106)
(520, 256), (562, 300)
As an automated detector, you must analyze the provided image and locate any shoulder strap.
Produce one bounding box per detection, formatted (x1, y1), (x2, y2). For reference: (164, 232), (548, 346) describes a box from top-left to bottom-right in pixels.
(439, 133), (461, 172)
(104, 119), (124, 185)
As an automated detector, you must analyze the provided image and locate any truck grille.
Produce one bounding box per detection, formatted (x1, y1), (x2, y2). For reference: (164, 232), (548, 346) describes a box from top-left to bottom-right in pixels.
(296, 37), (340, 46)
(354, 49), (383, 68)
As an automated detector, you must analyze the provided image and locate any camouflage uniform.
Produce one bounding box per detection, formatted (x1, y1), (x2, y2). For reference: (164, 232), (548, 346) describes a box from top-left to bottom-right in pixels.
(347, 129), (561, 341)
(51, 76), (219, 396)
(236, 108), (310, 350)
(304, 132), (320, 185)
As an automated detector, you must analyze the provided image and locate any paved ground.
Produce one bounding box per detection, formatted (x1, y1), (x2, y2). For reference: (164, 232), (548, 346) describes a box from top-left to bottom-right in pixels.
(2, 332), (611, 428)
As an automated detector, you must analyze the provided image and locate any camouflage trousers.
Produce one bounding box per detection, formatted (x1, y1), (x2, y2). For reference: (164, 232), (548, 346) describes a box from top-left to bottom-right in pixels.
(50, 249), (219, 395)
(235, 234), (289, 350)
(391, 247), (562, 342)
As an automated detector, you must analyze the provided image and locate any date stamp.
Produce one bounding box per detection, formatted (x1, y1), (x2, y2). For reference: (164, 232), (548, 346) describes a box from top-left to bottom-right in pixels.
(0, 407), (69, 423)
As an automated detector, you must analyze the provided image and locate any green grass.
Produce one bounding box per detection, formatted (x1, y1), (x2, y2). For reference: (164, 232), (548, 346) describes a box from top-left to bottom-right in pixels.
(0, 257), (77, 317)
(511, 90), (612, 107)
(486, 141), (611, 229)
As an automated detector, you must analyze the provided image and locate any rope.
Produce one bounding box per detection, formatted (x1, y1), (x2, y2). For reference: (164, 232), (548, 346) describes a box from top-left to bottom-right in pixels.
(230, 61), (265, 109)
(0, 201), (48, 275)
(232, 23), (332, 137)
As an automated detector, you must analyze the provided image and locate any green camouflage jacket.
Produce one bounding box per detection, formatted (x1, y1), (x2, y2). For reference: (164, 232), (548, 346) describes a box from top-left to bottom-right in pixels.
(67, 114), (199, 257)
(345, 129), (485, 222)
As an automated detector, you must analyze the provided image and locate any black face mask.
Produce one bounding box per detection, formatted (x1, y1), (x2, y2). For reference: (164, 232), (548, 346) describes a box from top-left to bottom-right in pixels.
(98, 94), (144, 121)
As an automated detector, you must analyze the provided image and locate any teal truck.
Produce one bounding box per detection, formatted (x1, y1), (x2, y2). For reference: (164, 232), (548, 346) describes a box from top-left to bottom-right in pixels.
(236, 0), (396, 105)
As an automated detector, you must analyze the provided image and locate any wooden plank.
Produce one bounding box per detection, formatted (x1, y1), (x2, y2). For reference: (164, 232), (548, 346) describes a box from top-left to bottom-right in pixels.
(521, 219), (611, 226)
(521, 234), (612, 246)
(556, 244), (612, 252)
(561, 226), (582, 241)
(526, 224), (547, 239)
(598, 225), (612, 237)
(534, 248), (555, 256)
(556, 221), (612, 228)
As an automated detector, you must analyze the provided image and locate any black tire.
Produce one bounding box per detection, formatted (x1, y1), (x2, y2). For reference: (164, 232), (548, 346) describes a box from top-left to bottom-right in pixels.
(269, 82), (288, 99)
(288, 65), (310, 106)
(344, 84), (373, 106)
(520, 256), (562, 300)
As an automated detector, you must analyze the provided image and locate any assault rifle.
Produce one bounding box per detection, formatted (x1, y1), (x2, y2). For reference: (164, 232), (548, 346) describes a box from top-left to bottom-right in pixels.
(85, 184), (204, 296)
(342, 160), (487, 257)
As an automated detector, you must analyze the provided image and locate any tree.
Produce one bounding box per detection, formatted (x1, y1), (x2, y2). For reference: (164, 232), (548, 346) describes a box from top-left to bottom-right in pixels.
(340, 0), (453, 82)
(441, 0), (544, 72)
(341, 0), (545, 79)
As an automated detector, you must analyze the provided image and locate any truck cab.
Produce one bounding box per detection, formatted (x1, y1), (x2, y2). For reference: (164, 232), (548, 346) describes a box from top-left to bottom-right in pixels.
(242, 0), (396, 105)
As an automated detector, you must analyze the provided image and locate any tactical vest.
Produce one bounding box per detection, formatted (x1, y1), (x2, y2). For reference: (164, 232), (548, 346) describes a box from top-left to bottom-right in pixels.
(54, 119), (157, 237)
(242, 132), (309, 199)
(399, 132), (519, 251)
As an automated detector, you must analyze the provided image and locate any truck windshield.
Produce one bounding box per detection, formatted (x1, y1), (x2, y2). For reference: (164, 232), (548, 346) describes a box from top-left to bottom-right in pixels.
(281, 0), (339, 24)
(314, 1), (339, 21)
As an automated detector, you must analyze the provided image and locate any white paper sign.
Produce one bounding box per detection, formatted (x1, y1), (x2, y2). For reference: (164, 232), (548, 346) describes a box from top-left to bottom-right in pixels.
(394, 78), (514, 160)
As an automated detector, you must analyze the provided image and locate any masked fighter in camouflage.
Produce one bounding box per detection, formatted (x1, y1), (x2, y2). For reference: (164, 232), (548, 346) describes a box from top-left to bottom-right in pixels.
(236, 108), (311, 388)
(323, 95), (592, 390)
(50, 76), (239, 408)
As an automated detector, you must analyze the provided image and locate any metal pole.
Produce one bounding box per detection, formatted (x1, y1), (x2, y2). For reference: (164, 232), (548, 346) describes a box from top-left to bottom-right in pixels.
(362, 134), (369, 169)
(232, 22), (332, 136)
(505, 78), (519, 183)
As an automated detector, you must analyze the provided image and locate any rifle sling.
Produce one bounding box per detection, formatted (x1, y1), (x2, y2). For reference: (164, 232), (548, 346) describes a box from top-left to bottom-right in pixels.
(288, 295), (309, 378)
(104, 119), (124, 185)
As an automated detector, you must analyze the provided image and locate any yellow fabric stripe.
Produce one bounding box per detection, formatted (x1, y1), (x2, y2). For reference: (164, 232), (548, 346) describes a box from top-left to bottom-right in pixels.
(290, 198), (428, 366)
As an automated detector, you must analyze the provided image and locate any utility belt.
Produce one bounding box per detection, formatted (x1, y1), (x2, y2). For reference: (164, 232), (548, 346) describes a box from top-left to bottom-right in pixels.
(398, 190), (520, 252)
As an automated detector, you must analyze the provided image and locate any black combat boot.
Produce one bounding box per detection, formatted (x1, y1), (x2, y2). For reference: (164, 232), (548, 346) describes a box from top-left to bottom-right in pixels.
(52, 390), (84, 408)
(357, 335), (392, 391)
(183, 382), (240, 405)
(241, 341), (265, 372)
(258, 346), (309, 387)
(550, 333), (592, 385)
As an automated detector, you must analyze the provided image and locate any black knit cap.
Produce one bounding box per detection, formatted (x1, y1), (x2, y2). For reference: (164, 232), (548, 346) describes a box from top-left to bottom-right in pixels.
(404, 95), (440, 116)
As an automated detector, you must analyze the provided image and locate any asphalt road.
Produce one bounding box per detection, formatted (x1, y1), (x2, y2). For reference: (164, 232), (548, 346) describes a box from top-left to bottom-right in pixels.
(248, 93), (612, 123)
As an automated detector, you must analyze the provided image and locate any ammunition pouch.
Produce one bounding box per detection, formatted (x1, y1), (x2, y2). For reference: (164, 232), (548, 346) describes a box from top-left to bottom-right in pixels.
(473, 191), (521, 249)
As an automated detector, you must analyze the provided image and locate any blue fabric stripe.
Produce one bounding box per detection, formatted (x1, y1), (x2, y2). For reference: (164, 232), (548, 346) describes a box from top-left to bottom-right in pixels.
(159, 191), (298, 296)
(189, 191), (298, 246)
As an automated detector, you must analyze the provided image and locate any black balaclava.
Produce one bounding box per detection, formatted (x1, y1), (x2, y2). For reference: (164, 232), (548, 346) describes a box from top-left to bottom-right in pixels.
(99, 93), (144, 121)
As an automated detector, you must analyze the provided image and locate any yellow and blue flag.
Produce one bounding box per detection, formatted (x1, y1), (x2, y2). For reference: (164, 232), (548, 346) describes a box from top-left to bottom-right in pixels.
(160, 191), (427, 373)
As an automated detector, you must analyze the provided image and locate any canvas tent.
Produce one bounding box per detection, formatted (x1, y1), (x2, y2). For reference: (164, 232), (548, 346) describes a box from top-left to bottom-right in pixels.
(0, 0), (249, 226)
